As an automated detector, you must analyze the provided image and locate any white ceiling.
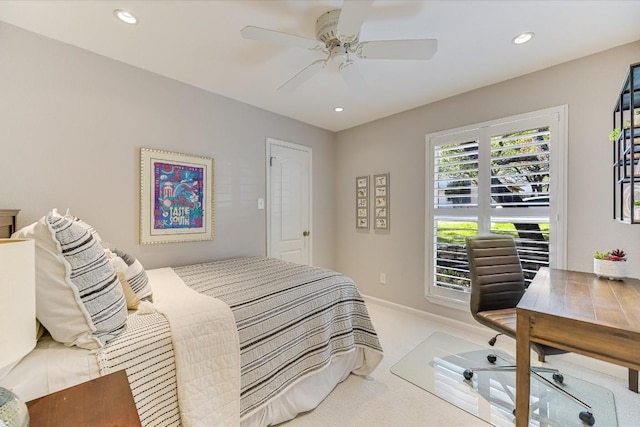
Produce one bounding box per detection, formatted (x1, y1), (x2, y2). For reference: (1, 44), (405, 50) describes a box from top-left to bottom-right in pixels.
(1, 1), (639, 132)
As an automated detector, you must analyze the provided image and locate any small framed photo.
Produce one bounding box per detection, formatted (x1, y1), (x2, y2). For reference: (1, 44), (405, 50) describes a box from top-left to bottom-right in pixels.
(373, 173), (390, 231)
(356, 175), (369, 229)
(140, 148), (214, 244)
(375, 175), (387, 186)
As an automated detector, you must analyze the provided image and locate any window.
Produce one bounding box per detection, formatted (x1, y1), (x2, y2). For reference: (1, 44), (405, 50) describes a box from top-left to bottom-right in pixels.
(425, 106), (567, 308)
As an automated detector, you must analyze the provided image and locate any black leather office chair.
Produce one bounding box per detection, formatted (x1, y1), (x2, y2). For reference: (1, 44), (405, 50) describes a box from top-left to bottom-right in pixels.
(466, 234), (565, 362)
(463, 235), (594, 425)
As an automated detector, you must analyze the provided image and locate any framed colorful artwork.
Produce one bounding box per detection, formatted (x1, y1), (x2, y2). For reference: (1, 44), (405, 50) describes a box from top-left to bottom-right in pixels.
(140, 148), (214, 244)
(356, 175), (369, 229)
(373, 172), (390, 231)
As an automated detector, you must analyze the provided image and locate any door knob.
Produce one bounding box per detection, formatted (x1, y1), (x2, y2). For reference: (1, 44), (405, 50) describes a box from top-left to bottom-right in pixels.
(303, 231), (310, 237)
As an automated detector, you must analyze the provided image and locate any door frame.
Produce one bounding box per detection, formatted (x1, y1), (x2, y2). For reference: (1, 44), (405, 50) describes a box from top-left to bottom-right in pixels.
(265, 137), (313, 264)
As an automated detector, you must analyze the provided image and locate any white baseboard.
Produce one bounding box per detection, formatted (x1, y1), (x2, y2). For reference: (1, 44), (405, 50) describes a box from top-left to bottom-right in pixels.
(362, 294), (485, 333)
(362, 294), (629, 381)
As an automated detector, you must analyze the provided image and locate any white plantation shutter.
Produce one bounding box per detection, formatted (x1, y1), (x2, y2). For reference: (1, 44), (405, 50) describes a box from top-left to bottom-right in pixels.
(489, 128), (550, 208)
(432, 134), (480, 295)
(489, 126), (552, 287)
(433, 218), (478, 291)
(434, 139), (479, 209)
(489, 219), (550, 288)
(426, 107), (567, 306)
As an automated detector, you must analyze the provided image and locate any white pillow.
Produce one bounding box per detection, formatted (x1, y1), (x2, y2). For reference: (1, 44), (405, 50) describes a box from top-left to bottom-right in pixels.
(13, 212), (127, 349)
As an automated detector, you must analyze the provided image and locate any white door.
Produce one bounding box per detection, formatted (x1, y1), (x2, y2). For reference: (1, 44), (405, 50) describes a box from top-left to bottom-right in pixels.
(267, 138), (312, 265)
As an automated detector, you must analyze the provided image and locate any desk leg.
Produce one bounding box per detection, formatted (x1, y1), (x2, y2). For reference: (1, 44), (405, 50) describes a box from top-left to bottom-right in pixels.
(629, 369), (638, 393)
(516, 311), (531, 427)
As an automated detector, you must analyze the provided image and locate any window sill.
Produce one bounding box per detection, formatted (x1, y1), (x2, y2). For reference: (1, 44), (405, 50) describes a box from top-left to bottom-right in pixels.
(424, 292), (469, 312)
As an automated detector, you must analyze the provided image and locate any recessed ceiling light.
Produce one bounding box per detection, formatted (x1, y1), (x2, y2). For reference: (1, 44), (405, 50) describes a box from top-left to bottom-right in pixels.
(114, 9), (138, 25)
(512, 32), (534, 45)
(334, 107), (344, 112)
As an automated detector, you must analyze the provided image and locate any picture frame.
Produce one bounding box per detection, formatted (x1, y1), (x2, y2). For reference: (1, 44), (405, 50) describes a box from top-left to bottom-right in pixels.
(140, 148), (214, 244)
(356, 175), (369, 229)
(373, 172), (390, 231)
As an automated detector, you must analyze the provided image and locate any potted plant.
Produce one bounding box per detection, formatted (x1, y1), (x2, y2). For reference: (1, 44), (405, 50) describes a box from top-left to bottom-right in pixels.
(610, 110), (640, 142)
(609, 127), (622, 142)
(593, 249), (627, 280)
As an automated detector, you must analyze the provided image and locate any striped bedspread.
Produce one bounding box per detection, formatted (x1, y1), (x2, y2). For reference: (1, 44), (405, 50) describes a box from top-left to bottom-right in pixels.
(97, 311), (181, 427)
(173, 257), (384, 420)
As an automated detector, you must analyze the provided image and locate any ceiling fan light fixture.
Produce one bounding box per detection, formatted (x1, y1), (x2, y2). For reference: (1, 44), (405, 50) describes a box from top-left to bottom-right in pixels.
(114, 9), (138, 25)
(330, 46), (348, 63)
(334, 107), (344, 112)
(512, 32), (534, 45)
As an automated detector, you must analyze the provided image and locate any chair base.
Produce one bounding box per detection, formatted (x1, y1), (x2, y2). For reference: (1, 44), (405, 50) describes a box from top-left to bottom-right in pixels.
(463, 352), (594, 424)
(487, 333), (546, 362)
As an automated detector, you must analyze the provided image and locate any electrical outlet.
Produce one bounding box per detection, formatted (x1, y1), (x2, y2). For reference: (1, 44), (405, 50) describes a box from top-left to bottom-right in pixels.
(258, 198), (265, 210)
(380, 273), (386, 284)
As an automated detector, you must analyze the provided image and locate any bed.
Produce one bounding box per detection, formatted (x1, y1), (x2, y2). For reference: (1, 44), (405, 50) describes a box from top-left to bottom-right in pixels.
(0, 211), (383, 427)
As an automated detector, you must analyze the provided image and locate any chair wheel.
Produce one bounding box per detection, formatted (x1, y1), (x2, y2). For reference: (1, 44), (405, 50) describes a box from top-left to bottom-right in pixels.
(463, 369), (474, 380)
(552, 373), (564, 384)
(579, 410), (595, 426)
(487, 353), (497, 364)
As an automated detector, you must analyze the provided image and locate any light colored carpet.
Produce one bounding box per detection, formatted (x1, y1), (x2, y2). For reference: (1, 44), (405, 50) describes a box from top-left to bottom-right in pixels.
(279, 297), (640, 427)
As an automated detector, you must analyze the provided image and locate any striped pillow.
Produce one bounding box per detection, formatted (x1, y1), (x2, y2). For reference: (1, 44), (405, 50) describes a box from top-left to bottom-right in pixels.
(63, 210), (104, 243)
(110, 248), (153, 302)
(14, 212), (127, 349)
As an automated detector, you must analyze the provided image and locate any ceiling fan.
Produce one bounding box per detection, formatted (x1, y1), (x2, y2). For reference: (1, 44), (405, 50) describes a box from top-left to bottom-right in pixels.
(240, 0), (438, 97)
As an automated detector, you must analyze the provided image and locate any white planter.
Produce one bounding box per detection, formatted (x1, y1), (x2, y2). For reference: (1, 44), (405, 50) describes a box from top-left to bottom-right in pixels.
(593, 259), (626, 280)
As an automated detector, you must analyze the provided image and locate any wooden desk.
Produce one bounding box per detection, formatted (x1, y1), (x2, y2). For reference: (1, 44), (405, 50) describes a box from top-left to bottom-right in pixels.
(27, 370), (141, 427)
(515, 268), (640, 427)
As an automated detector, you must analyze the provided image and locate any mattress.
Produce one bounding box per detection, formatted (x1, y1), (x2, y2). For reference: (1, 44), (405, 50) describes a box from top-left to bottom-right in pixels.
(0, 335), (98, 402)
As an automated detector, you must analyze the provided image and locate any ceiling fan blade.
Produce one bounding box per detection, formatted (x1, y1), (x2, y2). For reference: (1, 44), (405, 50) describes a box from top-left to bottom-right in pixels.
(336, 0), (374, 43)
(241, 26), (325, 51)
(356, 39), (438, 60)
(278, 59), (327, 93)
(339, 60), (369, 99)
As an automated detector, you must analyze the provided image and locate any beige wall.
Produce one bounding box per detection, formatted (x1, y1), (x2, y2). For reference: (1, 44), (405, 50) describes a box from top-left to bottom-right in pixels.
(0, 22), (336, 270)
(335, 41), (640, 323)
(2, 21), (639, 325)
